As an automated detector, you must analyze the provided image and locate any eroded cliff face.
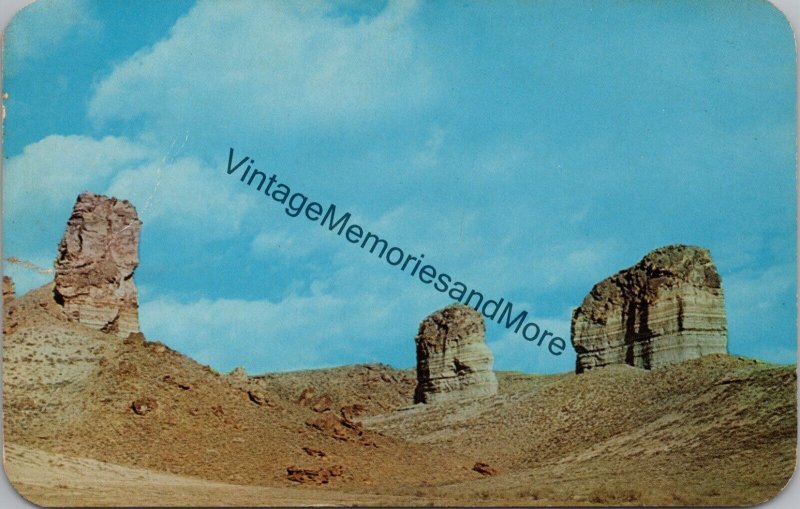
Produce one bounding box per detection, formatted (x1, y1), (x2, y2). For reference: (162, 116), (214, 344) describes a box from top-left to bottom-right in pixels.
(414, 304), (498, 404)
(571, 245), (728, 373)
(54, 192), (141, 337)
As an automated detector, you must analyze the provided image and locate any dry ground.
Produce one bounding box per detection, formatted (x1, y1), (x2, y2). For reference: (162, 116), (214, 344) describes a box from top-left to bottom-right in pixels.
(4, 443), (443, 507)
(3, 284), (797, 506)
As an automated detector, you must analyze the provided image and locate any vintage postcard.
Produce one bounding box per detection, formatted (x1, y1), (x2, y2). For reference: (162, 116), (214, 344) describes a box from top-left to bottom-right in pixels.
(1, 0), (797, 506)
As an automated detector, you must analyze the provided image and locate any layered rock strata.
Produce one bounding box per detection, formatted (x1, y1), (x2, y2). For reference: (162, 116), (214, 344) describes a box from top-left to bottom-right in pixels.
(414, 303), (498, 404)
(54, 192), (142, 337)
(571, 244), (728, 373)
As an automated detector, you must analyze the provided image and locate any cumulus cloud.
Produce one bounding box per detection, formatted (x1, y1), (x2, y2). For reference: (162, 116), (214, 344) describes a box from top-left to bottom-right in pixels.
(250, 225), (344, 261)
(4, 0), (792, 374)
(141, 205), (577, 375)
(139, 273), (575, 374)
(2, 133), (259, 292)
(139, 262), (449, 373)
(359, 201), (622, 300)
(88, 0), (433, 136)
(2, 135), (151, 251)
(2, 133), (252, 243)
(2, 134), (148, 294)
(140, 293), (351, 372)
(4, 0), (100, 66)
(105, 155), (255, 240)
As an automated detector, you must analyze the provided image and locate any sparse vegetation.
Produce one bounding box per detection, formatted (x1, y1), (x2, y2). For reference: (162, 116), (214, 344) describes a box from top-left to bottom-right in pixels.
(3, 284), (797, 506)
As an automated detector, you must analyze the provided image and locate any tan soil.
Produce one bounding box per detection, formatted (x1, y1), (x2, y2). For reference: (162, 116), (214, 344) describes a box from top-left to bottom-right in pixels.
(3, 284), (797, 506)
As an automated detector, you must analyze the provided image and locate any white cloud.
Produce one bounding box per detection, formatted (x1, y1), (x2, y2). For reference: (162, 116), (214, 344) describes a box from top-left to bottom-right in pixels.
(5, 0), (100, 64)
(140, 221), (577, 375)
(368, 202), (623, 296)
(105, 156), (255, 240)
(140, 293), (350, 373)
(88, 0), (433, 134)
(139, 263), (447, 373)
(139, 289), (577, 374)
(250, 217), (343, 260)
(3, 133), (256, 254)
(3, 134), (150, 223)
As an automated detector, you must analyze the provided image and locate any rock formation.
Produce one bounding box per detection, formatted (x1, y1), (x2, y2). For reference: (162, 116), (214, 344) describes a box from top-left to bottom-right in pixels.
(472, 462), (498, 476)
(286, 464), (344, 484)
(228, 367), (248, 383)
(571, 244), (728, 373)
(3, 276), (14, 305)
(414, 303), (498, 404)
(3, 275), (16, 335)
(131, 397), (158, 416)
(54, 192), (141, 337)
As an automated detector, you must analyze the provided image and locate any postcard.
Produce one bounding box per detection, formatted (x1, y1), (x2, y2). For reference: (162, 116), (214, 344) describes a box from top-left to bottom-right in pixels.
(1, 0), (797, 506)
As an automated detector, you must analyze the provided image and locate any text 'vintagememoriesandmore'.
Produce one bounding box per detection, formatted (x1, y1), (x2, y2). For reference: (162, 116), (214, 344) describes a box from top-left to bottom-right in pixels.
(225, 147), (567, 356)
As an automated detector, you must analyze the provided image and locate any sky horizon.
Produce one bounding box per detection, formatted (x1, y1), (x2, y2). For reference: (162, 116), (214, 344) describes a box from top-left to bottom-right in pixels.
(2, 0), (797, 375)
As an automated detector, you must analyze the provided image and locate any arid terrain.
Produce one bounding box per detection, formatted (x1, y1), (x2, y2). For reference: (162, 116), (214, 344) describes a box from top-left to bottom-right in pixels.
(2, 283), (796, 506)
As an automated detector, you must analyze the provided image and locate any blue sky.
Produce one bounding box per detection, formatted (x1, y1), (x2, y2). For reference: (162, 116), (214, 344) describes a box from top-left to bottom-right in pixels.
(2, 0), (796, 374)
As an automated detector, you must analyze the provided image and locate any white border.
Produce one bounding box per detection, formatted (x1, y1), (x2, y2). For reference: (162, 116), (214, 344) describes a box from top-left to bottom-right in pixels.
(0, 1), (797, 508)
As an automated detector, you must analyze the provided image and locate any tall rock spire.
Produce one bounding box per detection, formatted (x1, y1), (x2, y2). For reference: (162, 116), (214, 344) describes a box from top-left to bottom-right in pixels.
(54, 192), (142, 337)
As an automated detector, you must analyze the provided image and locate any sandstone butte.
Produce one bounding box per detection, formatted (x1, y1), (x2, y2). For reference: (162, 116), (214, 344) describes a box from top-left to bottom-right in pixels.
(53, 192), (142, 337)
(414, 303), (498, 404)
(571, 244), (728, 373)
(1, 194), (795, 506)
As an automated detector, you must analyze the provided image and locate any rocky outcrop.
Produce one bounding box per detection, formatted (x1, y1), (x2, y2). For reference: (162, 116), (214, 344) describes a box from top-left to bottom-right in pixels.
(228, 367), (248, 383)
(571, 245), (728, 373)
(306, 412), (362, 441)
(414, 303), (498, 404)
(286, 464), (344, 484)
(3, 275), (17, 335)
(3, 276), (14, 305)
(131, 397), (157, 416)
(54, 192), (141, 337)
(473, 462), (498, 476)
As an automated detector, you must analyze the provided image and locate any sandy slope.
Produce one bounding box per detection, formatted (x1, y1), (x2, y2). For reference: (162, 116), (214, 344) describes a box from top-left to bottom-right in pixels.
(3, 443), (441, 507)
(2, 284), (797, 506)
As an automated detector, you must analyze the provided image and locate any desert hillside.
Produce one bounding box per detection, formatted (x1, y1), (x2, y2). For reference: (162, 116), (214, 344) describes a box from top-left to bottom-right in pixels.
(3, 282), (796, 506)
